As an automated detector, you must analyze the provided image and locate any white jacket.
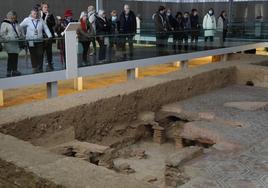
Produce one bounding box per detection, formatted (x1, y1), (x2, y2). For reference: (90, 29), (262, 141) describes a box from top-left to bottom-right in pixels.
(0, 20), (24, 54)
(203, 13), (216, 37)
(20, 16), (52, 40)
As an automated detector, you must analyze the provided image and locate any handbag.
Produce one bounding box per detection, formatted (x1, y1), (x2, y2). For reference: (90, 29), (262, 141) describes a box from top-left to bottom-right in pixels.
(11, 22), (25, 49)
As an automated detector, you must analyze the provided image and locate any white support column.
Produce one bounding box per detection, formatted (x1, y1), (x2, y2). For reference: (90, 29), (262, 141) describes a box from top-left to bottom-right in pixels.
(65, 25), (79, 79)
(0, 90), (3, 106)
(127, 68), (139, 80)
(74, 77), (83, 91)
(180, 60), (188, 72)
(47, 81), (58, 98)
(96, 0), (103, 11)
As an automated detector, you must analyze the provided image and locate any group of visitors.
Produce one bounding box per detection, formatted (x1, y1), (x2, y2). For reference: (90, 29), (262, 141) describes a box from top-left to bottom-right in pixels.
(153, 6), (228, 53)
(0, 2), (229, 77)
(77, 4), (137, 64)
(0, 3), (54, 76)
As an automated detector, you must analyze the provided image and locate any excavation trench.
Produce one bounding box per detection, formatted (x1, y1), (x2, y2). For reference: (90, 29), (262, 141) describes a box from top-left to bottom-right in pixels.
(1, 56), (268, 187)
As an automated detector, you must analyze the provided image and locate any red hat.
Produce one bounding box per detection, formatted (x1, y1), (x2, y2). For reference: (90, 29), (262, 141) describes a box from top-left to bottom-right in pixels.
(64, 9), (73, 17)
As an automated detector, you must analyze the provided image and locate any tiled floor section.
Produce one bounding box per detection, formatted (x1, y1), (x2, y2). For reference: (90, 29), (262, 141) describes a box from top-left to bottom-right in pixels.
(176, 85), (268, 188)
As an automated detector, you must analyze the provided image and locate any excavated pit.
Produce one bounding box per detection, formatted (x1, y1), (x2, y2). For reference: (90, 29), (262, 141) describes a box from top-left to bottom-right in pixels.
(1, 54), (268, 187)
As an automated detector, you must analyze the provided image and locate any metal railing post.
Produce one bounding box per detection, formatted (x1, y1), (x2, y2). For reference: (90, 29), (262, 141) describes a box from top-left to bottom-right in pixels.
(127, 68), (139, 80)
(47, 81), (58, 98)
(181, 60), (188, 72)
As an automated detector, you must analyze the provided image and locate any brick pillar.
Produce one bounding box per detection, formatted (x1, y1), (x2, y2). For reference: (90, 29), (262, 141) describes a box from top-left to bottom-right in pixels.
(153, 125), (165, 144)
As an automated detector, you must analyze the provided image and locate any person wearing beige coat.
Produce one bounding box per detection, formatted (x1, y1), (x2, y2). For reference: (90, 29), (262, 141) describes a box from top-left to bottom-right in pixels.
(0, 11), (24, 77)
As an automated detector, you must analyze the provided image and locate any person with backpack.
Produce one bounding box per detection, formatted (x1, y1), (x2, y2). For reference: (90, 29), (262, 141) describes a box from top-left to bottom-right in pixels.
(0, 11), (24, 77)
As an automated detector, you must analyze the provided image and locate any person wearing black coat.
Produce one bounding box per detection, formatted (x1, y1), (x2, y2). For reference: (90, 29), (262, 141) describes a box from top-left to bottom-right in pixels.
(182, 12), (191, 51)
(40, 3), (56, 71)
(119, 4), (137, 58)
(154, 6), (168, 55)
(95, 10), (111, 61)
(190, 9), (199, 50)
(173, 12), (184, 51)
(166, 8), (176, 50)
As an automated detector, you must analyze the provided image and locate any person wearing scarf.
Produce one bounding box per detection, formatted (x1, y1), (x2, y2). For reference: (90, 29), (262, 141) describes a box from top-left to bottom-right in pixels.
(0, 11), (24, 77)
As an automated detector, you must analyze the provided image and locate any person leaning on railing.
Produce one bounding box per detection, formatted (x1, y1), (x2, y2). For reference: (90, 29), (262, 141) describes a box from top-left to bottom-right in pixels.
(20, 7), (52, 73)
(0, 10), (24, 77)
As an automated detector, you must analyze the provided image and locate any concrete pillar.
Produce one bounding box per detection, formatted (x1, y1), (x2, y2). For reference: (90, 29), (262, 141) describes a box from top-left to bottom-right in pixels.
(173, 61), (180, 68)
(180, 60), (188, 72)
(47, 81), (58, 98)
(127, 68), (139, 80)
(221, 54), (229, 62)
(74, 77), (83, 91)
(0, 90), (3, 107)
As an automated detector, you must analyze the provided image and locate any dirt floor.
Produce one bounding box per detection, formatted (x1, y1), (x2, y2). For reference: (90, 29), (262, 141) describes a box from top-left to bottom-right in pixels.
(113, 141), (177, 187)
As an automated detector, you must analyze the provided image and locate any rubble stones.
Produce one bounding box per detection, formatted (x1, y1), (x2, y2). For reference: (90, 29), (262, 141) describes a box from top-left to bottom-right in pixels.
(143, 175), (158, 183)
(116, 162), (136, 174)
(165, 146), (203, 187)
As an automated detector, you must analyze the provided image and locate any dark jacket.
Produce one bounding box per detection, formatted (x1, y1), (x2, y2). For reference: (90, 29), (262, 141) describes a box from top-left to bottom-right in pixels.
(174, 18), (184, 31)
(95, 16), (111, 35)
(119, 10), (136, 34)
(154, 12), (167, 33)
(108, 17), (120, 34)
(182, 17), (191, 30)
(190, 14), (199, 29)
(41, 12), (56, 37)
(166, 15), (176, 32)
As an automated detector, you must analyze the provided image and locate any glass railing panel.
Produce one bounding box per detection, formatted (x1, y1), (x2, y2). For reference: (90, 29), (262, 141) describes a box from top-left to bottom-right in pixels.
(0, 38), (66, 78)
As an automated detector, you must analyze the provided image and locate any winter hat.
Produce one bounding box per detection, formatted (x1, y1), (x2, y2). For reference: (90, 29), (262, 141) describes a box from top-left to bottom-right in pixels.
(80, 11), (88, 19)
(64, 9), (73, 17)
(6, 10), (17, 19)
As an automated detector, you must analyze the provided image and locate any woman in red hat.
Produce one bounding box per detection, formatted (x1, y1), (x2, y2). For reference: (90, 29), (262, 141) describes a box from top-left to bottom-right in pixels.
(55, 9), (76, 64)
